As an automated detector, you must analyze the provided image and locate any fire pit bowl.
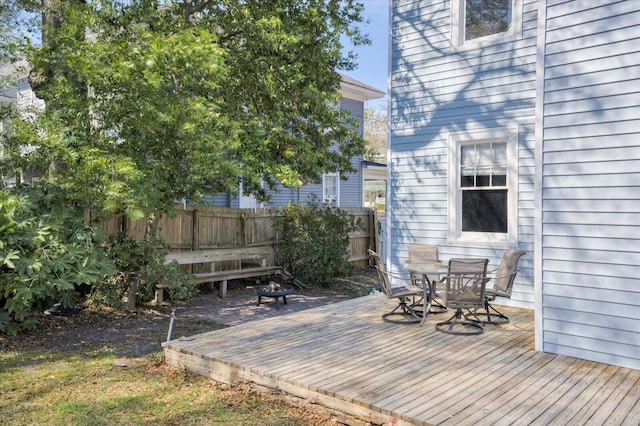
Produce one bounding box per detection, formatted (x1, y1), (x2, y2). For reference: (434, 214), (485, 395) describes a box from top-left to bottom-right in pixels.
(255, 284), (294, 310)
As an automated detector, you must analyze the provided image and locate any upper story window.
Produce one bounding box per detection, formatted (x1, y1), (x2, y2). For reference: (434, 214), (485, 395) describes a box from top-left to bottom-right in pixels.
(451, 0), (522, 48)
(465, 0), (512, 40)
(448, 128), (518, 245)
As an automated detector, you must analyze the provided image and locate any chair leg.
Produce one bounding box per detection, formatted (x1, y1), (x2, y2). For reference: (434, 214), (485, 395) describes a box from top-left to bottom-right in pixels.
(416, 298), (447, 316)
(420, 280), (447, 315)
(429, 296), (448, 314)
(478, 300), (510, 325)
(435, 308), (484, 335)
(382, 296), (423, 324)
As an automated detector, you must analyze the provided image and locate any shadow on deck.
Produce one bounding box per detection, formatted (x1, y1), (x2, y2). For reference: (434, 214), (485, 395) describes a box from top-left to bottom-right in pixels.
(163, 294), (640, 426)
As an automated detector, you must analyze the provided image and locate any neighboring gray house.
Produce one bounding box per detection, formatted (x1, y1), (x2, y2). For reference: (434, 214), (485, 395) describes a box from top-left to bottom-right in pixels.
(0, 62), (43, 113)
(1, 62), (45, 186)
(389, 0), (639, 370)
(208, 73), (385, 209)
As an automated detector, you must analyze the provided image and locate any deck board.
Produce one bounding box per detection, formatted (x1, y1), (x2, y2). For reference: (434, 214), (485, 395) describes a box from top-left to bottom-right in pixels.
(163, 294), (640, 426)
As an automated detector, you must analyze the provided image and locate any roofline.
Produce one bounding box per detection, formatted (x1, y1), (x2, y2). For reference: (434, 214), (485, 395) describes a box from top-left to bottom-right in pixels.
(362, 159), (387, 168)
(338, 72), (385, 102)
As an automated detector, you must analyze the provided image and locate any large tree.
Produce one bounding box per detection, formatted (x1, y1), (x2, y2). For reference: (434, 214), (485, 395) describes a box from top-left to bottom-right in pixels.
(3, 0), (368, 228)
(363, 106), (387, 163)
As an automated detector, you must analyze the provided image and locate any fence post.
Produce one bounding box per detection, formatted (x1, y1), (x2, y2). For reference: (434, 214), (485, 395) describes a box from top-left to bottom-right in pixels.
(192, 209), (199, 250)
(241, 211), (246, 246)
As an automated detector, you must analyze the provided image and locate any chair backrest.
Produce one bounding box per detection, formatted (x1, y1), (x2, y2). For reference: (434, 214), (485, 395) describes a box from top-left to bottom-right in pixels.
(445, 258), (489, 308)
(407, 244), (439, 263)
(407, 244), (440, 285)
(493, 250), (526, 295)
(368, 249), (393, 297)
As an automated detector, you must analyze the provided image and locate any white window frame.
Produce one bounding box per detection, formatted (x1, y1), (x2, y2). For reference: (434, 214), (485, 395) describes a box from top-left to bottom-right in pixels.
(448, 127), (518, 245)
(451, 0), (523, 49)
(323, 173), (340, 206)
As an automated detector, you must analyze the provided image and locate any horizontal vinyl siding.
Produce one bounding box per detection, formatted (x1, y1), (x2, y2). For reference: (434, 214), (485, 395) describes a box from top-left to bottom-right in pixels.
(338, 97), (365, 207)
(541, 0), (640, 370)
(202, 193), (229, 207)
(389, 0), (537, 308)
(263, 186), (300, 207)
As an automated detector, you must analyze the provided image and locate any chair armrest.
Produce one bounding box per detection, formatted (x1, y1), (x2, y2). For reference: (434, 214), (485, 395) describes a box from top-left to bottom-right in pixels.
(489, 269), (519, 281)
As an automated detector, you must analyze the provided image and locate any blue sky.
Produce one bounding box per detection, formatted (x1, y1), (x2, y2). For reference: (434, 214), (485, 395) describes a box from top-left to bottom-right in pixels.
(342, 1), (389, 108)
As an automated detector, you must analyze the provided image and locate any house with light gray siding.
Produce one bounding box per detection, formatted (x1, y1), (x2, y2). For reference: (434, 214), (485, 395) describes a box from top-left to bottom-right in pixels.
(390, 0), (640, 370)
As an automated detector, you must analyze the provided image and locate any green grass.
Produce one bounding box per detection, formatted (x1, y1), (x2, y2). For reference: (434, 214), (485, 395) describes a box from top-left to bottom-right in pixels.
(0, 327), (329, 425)
(0, 269), (380, 425)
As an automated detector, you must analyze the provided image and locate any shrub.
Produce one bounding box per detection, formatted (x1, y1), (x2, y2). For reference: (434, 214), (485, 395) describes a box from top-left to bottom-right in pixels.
(275, 198), (357, 287)
(94, 233), (196, 308)
(0, 186), (114, 335)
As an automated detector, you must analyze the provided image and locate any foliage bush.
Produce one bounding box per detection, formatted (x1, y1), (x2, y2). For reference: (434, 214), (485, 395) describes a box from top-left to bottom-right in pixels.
(93, 233), (196, 308)
(0, 186), (114, 335)
(275, 198), (357, 287)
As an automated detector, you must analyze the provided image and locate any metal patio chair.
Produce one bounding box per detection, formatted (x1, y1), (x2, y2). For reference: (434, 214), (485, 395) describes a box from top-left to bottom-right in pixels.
(368, 249), (427, 324)
(435, 258), (489, 335)
(407, 244), (447, 313)
(475, 250), (526, 324)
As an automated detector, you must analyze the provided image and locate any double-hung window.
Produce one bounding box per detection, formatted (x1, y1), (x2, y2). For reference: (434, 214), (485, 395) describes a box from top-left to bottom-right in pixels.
(448, 128), (518, 244)
(323, 173), (339, 206)
(451, 0), (523, 48)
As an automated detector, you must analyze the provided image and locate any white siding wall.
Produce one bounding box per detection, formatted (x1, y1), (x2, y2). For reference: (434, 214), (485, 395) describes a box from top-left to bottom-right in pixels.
(389, 0), (538, 307)
(540, 0), (640, 370)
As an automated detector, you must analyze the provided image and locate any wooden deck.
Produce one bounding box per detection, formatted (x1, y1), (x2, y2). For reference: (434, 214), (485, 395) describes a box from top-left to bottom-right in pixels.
(163, 294), (640, 426)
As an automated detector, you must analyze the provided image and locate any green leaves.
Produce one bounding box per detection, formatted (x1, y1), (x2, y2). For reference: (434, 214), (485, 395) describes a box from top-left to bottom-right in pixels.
(0, 250), (20, 269)
(94, 233), (196, 307)
(4, 0), (367, 222)
(275, 197), (356, 287)
(0, 187), (114, 334)
(1, 1), (368, 331)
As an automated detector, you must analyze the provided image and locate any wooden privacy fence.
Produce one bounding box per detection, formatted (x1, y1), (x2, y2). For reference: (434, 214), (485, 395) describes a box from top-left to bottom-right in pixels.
(98, 205), (379, 266)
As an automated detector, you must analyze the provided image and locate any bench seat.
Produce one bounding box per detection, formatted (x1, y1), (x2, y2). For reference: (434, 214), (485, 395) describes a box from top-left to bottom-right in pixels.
(192, 265), (281, 284)
(155, 247), (281, 305)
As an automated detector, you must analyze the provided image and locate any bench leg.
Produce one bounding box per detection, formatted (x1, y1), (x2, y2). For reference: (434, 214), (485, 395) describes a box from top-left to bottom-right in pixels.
(125, 278), (140, 310)
(155, 287), (164, 307)
(219, 280), (228, 298)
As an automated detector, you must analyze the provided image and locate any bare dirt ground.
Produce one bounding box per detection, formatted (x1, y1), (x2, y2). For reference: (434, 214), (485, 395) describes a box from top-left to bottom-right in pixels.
(1, 267), (379, 355)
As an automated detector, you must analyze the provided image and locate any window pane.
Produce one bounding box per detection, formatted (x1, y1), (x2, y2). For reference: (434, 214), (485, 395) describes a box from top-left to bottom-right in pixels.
(465, 0), (511, 41)
(476, 175), (491, 187)
(493, 143), (507, 165)
(462, 189), (507, 233)
(461, 175), (475, 187)
(492, 174), (506, 186)
(476, 144), (492, 170)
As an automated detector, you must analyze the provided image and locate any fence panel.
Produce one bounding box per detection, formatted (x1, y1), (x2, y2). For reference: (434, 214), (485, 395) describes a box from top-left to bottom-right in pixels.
(157, 208), (195, 249)
(95, 205), (376, 266)
(344, 208), (376, 266)
(195, 207), (244, 249)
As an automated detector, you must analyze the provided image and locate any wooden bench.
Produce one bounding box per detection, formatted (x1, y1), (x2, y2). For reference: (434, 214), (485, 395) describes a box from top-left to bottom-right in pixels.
(157, 246), (281, 304)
